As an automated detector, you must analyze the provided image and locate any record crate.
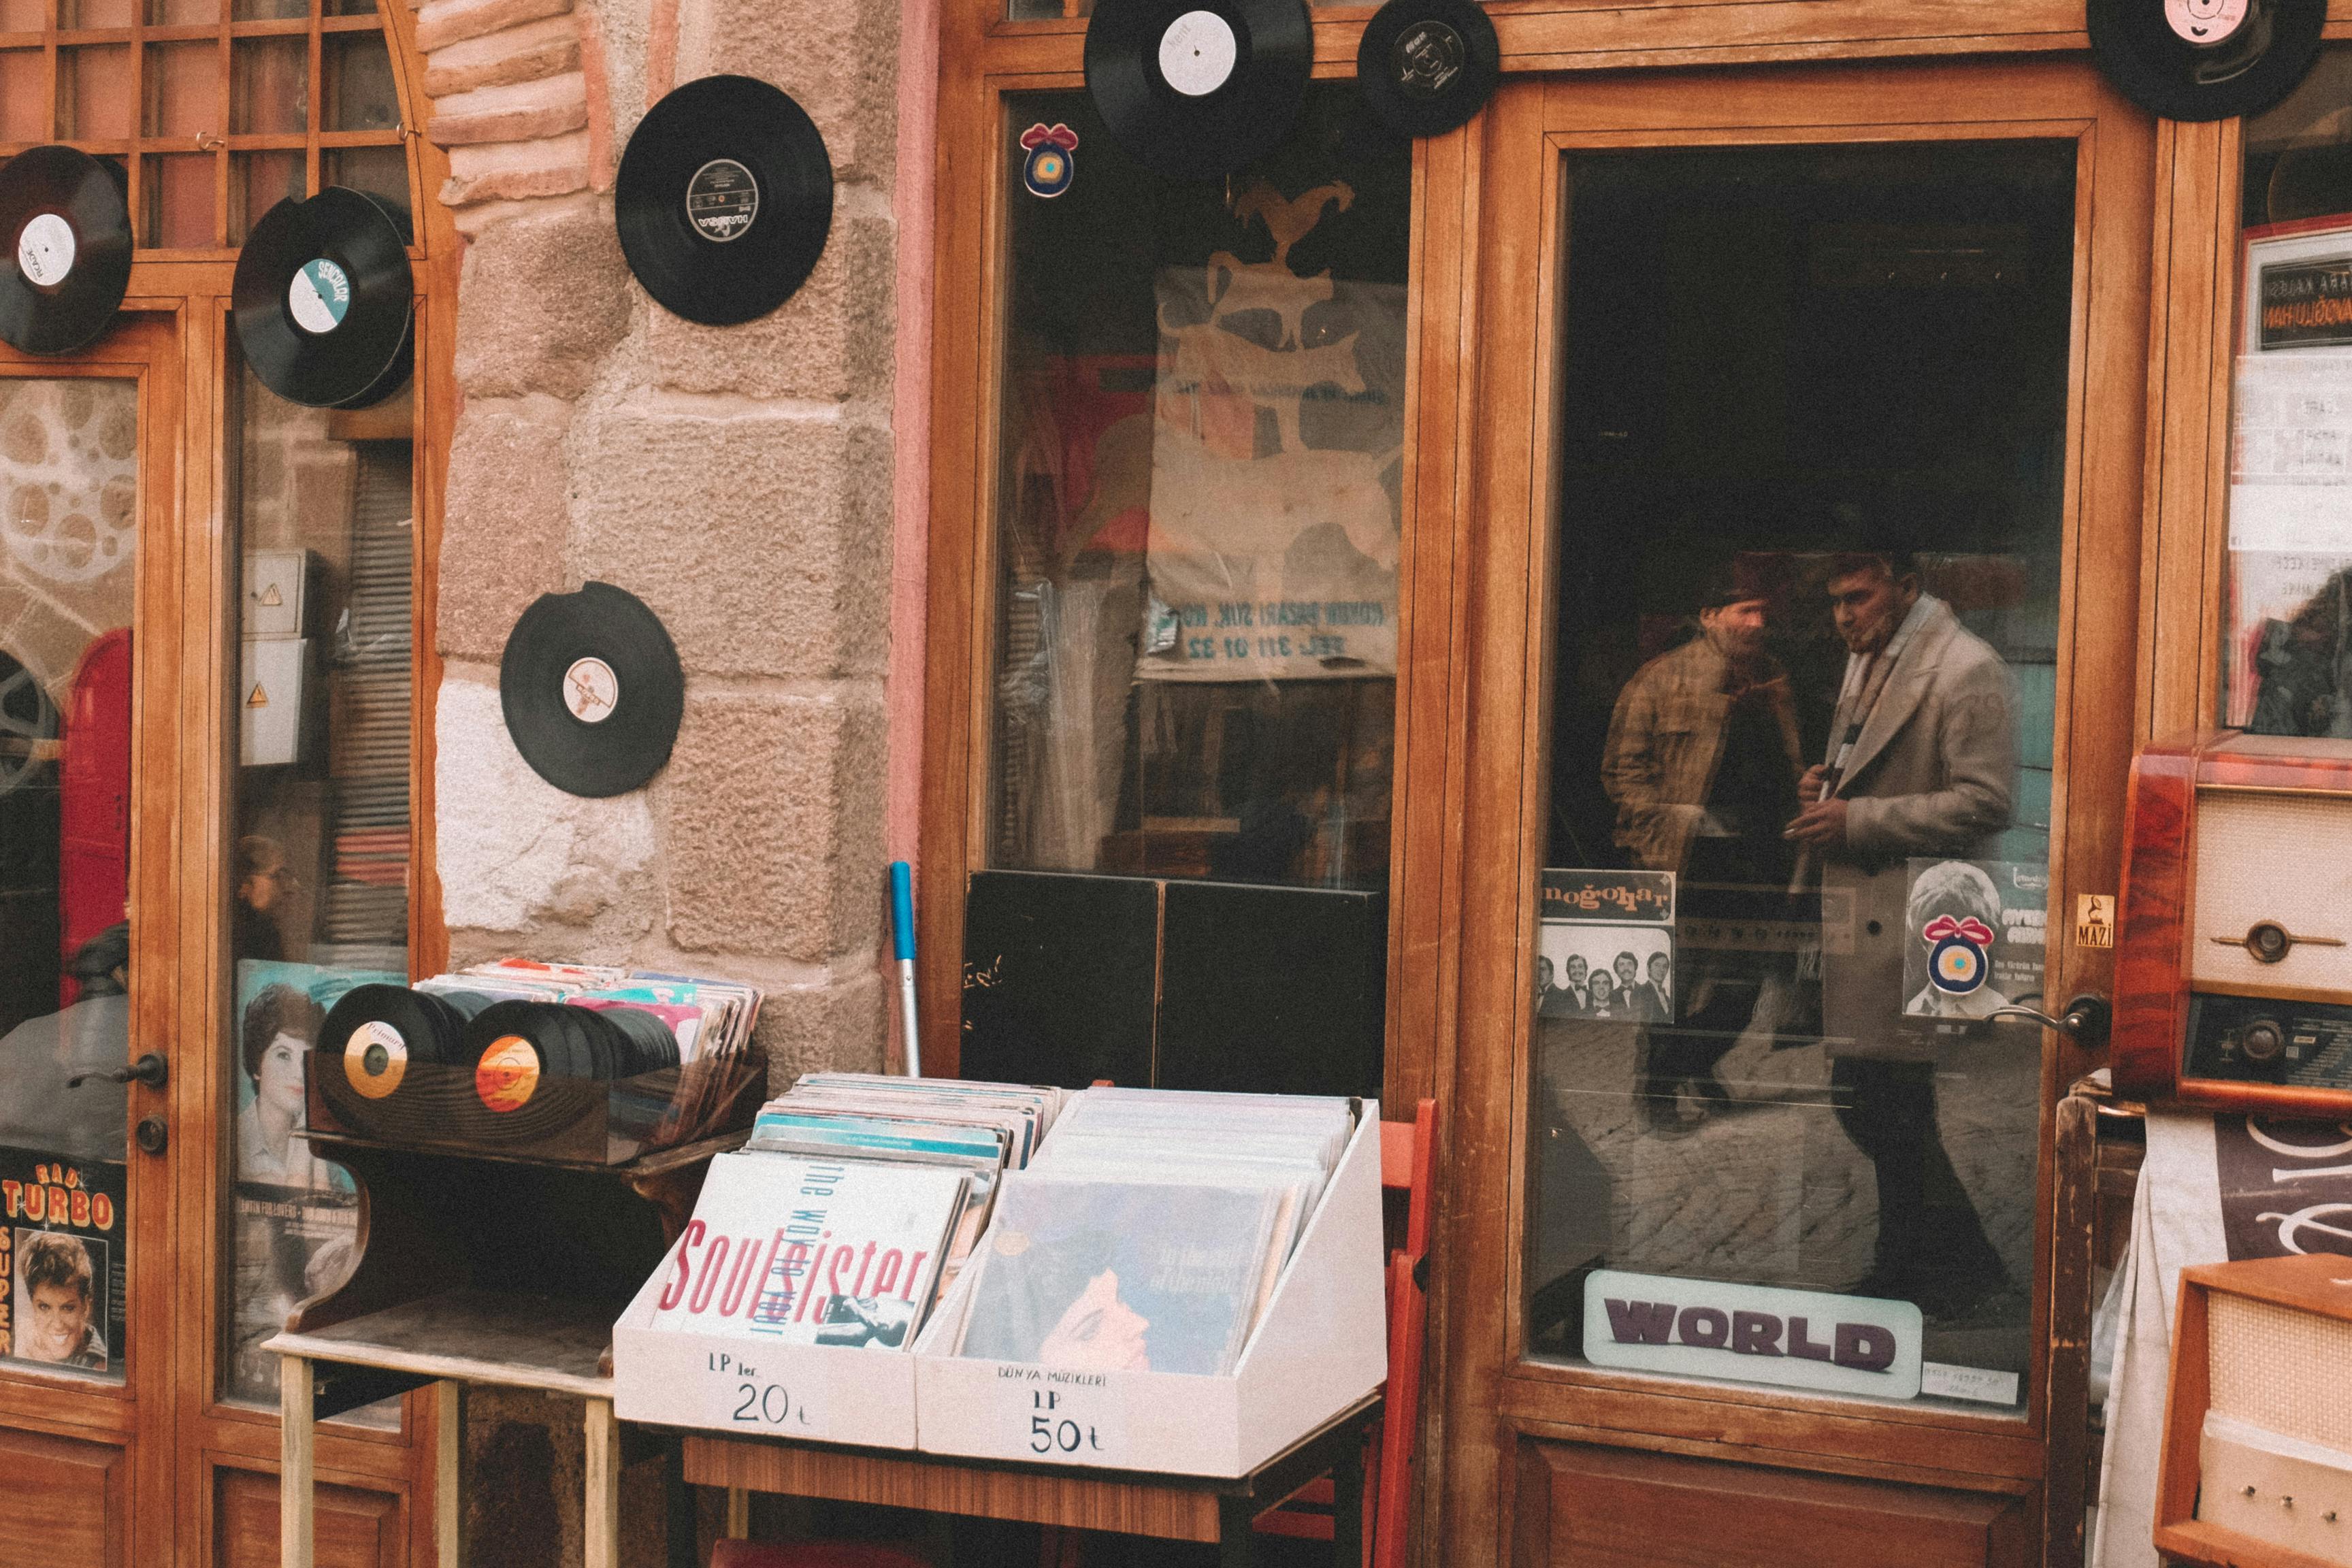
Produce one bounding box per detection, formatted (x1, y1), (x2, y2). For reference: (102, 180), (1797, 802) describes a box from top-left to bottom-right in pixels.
(306, 1046), (766, 1166)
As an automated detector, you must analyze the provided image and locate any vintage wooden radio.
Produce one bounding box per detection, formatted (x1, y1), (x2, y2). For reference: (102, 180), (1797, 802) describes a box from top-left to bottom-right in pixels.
(2113, 731), (2352, 1114)
(2158, 1253), (2352, 1568)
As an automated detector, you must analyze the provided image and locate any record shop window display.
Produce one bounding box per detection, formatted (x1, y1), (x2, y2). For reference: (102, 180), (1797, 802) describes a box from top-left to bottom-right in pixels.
(990, 84), (1408, 892)
(1525, 142), (2076, 1412)
(2223, 46), (2352, 738)
(216, 336), (412, 1421)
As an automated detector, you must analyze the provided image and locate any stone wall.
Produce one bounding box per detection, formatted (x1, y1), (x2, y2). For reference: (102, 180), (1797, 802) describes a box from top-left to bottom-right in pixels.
(413, 0), (902, 1085)
(405, 0), (912, 1552)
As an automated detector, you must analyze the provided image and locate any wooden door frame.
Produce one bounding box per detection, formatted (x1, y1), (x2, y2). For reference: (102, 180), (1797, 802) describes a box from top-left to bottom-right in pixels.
(1428, 56), (2162, 1567)
(0, 310), (185, 1567)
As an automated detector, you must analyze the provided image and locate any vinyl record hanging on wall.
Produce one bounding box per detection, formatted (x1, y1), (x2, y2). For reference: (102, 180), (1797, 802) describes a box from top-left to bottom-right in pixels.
(499, 581), (685, 798)
(0, 146), (133, 357)
(2087, 0), (2324, 122)
(1083, 0), (1312, 181)
(232, 186), (414, 408)
(615, 74), (835, 327)
(1355, 0), (1499, 140)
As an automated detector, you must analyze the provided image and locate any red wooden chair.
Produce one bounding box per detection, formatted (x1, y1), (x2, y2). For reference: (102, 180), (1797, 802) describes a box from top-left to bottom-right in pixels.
(1248, 1096), (1439, 1568)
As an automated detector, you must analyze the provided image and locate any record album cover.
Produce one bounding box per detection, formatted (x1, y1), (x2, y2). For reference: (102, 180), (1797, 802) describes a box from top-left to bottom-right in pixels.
(0, 1147), (125, 1380)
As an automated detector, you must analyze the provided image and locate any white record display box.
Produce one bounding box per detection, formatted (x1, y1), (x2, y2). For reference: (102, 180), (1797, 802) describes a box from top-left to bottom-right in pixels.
(911, 1099), (1386, 1478)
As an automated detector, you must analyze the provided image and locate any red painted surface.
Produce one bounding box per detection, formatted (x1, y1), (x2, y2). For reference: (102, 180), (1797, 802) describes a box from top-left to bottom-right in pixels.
(56, 629), (131, 1006)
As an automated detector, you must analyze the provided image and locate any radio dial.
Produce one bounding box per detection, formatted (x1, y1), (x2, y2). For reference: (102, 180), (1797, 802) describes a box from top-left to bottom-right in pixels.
(2241, 1018), (2287, 1065)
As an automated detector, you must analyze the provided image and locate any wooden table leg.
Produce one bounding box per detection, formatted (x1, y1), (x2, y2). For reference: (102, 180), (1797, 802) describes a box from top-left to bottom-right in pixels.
(1333, 1429), (1367, 1568)
(280, 1353), (315, 1568)
(725, 1485), (750, 1539)
(585, 1396), (621, 1568)
(435, 1381), (463, 1567)
(1217, 1494), (1257, 1568)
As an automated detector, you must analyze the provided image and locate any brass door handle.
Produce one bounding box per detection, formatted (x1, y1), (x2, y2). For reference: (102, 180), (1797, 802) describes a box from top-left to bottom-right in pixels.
(2212, 921), (2346, 964)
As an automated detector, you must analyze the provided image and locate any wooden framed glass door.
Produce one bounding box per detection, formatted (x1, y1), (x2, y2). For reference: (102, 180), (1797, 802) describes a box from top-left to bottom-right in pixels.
(1433, 56), (2156, 1567)
(0, 313), (184, 1567)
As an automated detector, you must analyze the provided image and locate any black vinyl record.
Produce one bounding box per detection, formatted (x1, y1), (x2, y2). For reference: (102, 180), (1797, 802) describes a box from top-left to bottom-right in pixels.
(2088, 0), (2323, 122)
(1355, 0), (1499, 140)
(316, 983), (463, 1119)
(0, 146), (132, 357)
(616, 74), (835, 326)
(232, 186), (414, 408)
(500, 581), (684, 798)
(1084, 0), (1312, 181)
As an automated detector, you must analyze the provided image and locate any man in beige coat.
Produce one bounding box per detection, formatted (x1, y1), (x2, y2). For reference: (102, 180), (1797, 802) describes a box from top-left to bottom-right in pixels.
(1786, 547), (2014, 1318)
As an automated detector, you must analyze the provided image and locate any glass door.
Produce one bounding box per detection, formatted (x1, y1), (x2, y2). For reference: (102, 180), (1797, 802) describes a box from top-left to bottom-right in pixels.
(1436, 58), (2155, 1567)
(0, 318), (184, 1567)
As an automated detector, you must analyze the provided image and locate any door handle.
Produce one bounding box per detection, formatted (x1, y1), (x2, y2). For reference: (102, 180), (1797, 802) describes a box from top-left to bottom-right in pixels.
(69, 1051), (168, 1090)
(1987, 993), (2111, 1047)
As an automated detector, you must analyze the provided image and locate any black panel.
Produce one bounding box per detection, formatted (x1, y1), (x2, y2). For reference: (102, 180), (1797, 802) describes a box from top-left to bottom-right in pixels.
(960, 870), (1158, 1089)
(1156, 883), (1385, 1098)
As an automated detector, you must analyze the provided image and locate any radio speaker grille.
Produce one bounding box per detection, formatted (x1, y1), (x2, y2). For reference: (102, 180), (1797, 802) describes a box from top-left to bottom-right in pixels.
(2193, 790), (2352, 990)
(2210, 1290), (2352, 1454)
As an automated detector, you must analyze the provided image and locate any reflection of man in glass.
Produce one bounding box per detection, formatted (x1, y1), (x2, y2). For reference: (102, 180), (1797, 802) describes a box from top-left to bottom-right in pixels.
(17, 1232), (105, 1369)
(233, 836), (293, 963)
(0, 925), (131, 1162)
(238, 985), (330, 1188)
(1784, 546), (2014, 1318)
(1602, 561), (1804, 1128)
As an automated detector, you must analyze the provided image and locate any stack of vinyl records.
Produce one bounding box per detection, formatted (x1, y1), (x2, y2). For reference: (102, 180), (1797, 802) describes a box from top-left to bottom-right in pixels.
(317, 446), (413, 958)
(949, 1088), (1355, 1376)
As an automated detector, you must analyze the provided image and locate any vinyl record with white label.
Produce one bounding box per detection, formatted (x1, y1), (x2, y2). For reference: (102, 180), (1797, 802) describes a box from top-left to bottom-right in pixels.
(499, 582), (684, 798)
(615, 74), (835, 326)
(2088, 0), (2323, 122)
(0, 146), (133, 356)
(1355, 0), (1499, 139)
(1084, 0), (1311, 180)
(232, 186), (414, 408)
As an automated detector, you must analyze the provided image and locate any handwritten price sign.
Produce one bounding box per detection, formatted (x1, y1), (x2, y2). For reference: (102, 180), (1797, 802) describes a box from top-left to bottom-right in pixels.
(996, 1367), (1120, 1464)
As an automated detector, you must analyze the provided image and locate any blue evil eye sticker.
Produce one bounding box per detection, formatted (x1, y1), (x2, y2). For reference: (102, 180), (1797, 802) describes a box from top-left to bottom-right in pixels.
(1020, 122), (1079, 199)
(288, 258), (352, 336)
(1922, 915), (1997, 995)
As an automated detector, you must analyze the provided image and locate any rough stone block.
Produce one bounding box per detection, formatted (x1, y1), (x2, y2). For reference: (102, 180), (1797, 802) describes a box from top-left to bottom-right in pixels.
(454, 196), (628, 398)
(568, 404), (892, 679)
(442, 133), (593, 208)
(675, 0), (898, 184)
(435, 676), (659, 936)
(751, 970), (888, 1085)
(416, 0), (570, 54)
(429, 70), (589, 147)
(658, 686), (885, 962)
(643, 212), (893, 404)
(424, 14), (580, 97)
(438, 395), (572, 662)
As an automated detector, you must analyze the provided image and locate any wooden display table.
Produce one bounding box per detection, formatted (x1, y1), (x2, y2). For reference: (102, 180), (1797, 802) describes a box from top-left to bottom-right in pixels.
(270, 1130), (738, 1568)
(679, 1390), (1382, 1568)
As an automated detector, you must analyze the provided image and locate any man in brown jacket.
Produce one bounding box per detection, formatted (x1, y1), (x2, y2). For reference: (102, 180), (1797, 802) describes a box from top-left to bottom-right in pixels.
(1603, 564), (1806, 1130)
(1786, 546), (2014, 1318)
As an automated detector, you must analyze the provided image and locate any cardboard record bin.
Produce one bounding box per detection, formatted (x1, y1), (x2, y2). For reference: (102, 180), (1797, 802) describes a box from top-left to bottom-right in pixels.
(307, 984), (764, 1164)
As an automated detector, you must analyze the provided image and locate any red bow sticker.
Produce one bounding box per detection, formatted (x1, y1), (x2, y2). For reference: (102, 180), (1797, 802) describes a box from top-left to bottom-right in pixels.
(1922, 915), (1995, 945)
(1020, 122), (1080, 153)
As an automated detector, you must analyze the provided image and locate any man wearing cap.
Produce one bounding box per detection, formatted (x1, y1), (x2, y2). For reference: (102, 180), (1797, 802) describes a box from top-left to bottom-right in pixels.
(1784, 546), (2014, 1318)
(1602, 560), (1806, 1130)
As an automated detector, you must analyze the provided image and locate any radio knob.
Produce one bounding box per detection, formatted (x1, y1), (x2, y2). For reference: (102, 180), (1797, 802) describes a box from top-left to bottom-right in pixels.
(2242, 1018), (2287, 1064)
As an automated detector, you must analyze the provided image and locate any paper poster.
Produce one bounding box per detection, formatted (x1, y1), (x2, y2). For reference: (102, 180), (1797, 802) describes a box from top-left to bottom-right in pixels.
(2227, 352), (2352, 554)
(0, 1148), (125, 1380)
(1138, 181), (1405, 684)
(1536, 869), (1675, 1023)
(1897, 858), (2046, 1022)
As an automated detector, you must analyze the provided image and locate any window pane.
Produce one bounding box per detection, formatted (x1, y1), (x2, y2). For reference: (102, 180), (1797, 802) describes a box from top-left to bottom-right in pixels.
(229, 148), (301, 244)
(0, 50), (44, 142)
(2225, 49), (2352, 733)
(56, 46), (131, 140)
(0, 376), (140, 1387)
(220, 348), (412, 1424)
(148, 0), (221, 23)
(990, 85), (1407, 891)
(141, 151), (213, 247)
(60, 0), (132, 27)
(322, 30), (397, 132)
(143, 40), (220, 139)
(325, 0), (376, 14)
(0, 0), (41, 33)
(323, 144), (408, 240)
(230, 0), (304, 18)
(230, 35), (306, 135)
(1526, 142), (2075, 1414)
